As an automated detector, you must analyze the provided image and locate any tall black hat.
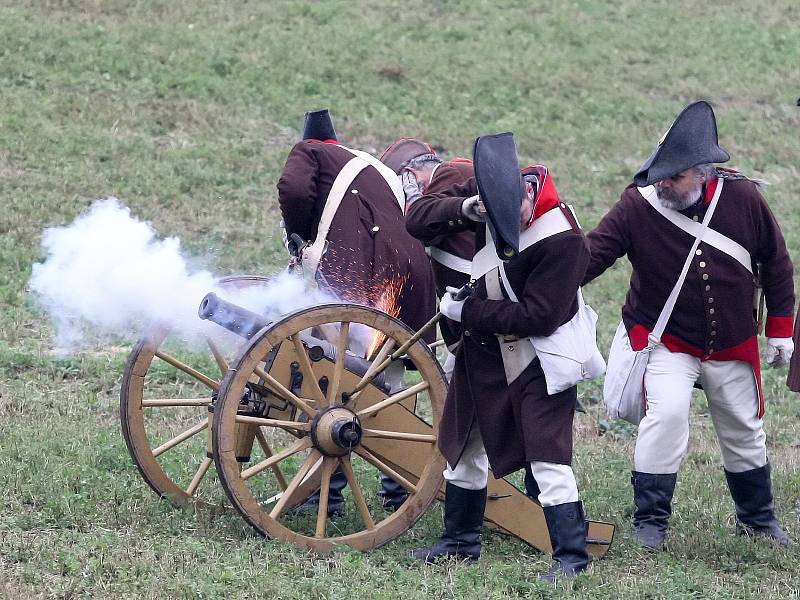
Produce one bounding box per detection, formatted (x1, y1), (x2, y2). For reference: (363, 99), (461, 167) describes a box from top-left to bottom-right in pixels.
(302, 109), (337, 141)
(473, 132), (523, 260)
(633, 101), (730, 187)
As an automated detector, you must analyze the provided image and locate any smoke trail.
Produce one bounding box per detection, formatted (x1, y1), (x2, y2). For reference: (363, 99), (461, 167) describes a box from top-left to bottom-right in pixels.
(28, 198), (335, 351)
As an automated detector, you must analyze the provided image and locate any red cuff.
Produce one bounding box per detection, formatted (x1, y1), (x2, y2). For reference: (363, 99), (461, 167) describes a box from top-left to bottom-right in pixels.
(765, 315), (794, 338)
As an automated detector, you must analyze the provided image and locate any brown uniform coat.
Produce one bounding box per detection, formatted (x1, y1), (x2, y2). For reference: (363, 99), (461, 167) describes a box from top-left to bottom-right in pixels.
(416, 177), (589, 478)
(277, 140), (436, 336)
(405, 160), (476, 347)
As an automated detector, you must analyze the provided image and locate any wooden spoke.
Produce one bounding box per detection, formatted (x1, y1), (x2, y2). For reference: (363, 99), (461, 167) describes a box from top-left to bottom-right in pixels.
(241, 437), (311, 481)
(206, 336), (229, 376)
(357, 381), (429, 419)
(154, 350), (219, 391)
(141, 398), (211, 407)
(315, 458), (337, 538)
(152, 419), (209, 458)
(185, 457), (213, 495)
(348, 338), (396, 402)
(339, 455), (375, 530)
(290, 334), (327, 405)
(350, 313), (441, 397)
(355, 446), (418, 493)
(255, 429), (289, 491)
(235, 414), (311, 433)
(327, 321), (350, 406)
(269, 450), (322, 520)
(253, 365), (317, 418)
(362, 429), (437, 444)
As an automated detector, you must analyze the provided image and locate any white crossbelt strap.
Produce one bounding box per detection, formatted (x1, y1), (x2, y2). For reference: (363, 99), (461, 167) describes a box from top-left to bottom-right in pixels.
(471, 207), (573, 281)
(485, 268), (537, 384)
(639, 182), (752, 274)
(344, 146), (406, 213)
(301, 156), (369, 277)
(429, 247), (472, 274)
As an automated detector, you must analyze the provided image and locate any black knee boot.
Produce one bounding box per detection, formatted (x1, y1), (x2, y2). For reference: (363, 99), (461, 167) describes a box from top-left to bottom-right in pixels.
(377, 475), (408, 511)
(725, 464), (792, 546)
(540, 501), (590, 582)
(412, 483), (486, 563)
(631, 471), (677, 549)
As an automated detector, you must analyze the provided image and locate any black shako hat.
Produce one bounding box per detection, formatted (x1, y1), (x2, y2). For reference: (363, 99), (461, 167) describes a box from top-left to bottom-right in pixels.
(633, 101), (730, 187)
(473, 132), (523, 260)
(302, 109), (337, 141)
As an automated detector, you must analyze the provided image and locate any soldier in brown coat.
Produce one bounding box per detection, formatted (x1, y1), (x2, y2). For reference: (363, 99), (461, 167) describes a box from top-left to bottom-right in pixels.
(584, 101), (794, 548)
(409, 156), (594, 581)
(276, 110), (437, 514)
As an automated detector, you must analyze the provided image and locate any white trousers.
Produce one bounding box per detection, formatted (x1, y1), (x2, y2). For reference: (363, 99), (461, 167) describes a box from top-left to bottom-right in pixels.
(443, 425), (579, 506)
(635, 344), (767, 474)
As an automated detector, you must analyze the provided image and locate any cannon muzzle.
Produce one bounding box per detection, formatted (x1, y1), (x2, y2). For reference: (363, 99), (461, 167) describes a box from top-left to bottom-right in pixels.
(199, 292), (270, 340)
(198, 293), (390, 391)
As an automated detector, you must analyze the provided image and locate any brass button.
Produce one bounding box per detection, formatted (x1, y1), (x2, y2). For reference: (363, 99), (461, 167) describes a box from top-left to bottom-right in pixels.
(696, 249), (702, 256)
(711, 331), (717, 336)
(372, 226), (380, 233)
(464, 331), (471, 336)
(693, 215), (699, 222)
(708, 298), (714, 303)
(699, 261), (707, 268)
(709, 308), (715, 314)
(351, 189), (358, 194)
(702, 274), (709, 280)
(448, 220), (455, 226)
(705, 285), (711, 291)
(711, 321), (717, 326)
(457, 219), (463, 225)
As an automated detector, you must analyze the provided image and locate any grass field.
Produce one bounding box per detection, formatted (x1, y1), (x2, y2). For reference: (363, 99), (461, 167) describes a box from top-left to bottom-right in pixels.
(2, 1), (800, 598)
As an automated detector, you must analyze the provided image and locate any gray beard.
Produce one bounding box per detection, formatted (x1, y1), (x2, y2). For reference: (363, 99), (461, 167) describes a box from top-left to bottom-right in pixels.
(657, 186), (702, 211)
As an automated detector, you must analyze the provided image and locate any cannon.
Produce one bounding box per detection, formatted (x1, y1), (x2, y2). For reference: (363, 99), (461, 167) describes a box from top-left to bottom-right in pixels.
(120, 276), (615, 554)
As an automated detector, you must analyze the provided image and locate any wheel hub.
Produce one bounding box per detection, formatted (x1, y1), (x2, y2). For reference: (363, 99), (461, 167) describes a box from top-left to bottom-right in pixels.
(310, 406), (363, 456)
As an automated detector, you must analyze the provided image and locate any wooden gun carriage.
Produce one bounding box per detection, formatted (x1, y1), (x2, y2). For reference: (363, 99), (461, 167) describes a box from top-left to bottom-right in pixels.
(121, 276), (614, 555)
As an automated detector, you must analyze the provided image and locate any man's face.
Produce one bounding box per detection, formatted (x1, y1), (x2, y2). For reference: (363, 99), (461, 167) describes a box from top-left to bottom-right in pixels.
(655, 168), (705, 210)
(406, 166), (435, 193)
(520, 180), (535, 228)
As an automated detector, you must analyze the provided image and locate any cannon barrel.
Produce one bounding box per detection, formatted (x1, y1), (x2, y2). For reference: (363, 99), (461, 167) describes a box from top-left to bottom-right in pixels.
(198, 293), (389, 391)
(199, 292), (270, 340)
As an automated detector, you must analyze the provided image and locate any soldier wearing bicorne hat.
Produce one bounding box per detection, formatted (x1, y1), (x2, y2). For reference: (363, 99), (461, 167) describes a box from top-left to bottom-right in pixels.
(409, 133), (605, 582)
(380, 138), (476, 376)
(276, 109), (436, 515)
(583, 101), (795, 548)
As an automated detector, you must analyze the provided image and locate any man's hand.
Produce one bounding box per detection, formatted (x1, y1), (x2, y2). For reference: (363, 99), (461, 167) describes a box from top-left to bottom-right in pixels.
(767, 337), (794, 368)
(400, 171), (422, 205)
(461, 195), (486, 222)
(439, 286), (466, 322)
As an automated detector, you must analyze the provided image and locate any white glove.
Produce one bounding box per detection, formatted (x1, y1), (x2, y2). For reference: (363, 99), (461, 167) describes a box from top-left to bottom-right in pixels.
(767, 337), (794, 368)
(439, 286), (466, 322)
(400, 171), (422, 205)
(461, 195), (485, 222)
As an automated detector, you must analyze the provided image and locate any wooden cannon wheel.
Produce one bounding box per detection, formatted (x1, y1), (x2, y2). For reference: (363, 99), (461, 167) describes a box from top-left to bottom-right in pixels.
(120, 275), (273, 507)
(213, 303), (448, 552)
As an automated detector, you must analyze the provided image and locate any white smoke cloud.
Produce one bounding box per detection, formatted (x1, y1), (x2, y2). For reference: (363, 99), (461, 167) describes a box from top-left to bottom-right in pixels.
(28, 198), (336, 351)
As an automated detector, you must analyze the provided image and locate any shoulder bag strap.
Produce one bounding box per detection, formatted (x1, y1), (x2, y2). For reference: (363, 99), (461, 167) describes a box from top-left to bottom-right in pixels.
(649, 179), (724, 346)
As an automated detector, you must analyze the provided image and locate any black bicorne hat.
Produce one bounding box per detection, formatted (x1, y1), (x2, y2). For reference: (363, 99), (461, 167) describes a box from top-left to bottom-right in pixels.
(302, 109), (337, 141)
(633, 101), (730, 187)
(473, 132), (523, 260)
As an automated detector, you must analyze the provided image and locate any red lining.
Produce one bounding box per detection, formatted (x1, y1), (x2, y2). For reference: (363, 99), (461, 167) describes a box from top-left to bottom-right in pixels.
(629, 325), (764, 416)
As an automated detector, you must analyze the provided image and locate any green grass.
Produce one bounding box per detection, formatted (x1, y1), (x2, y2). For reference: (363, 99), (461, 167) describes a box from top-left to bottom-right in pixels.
(2, 1), (800, 598)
